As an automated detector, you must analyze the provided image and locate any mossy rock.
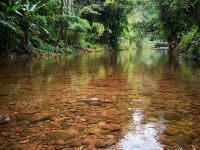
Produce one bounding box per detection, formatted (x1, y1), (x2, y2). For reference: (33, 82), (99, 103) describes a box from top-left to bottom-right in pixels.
(154, 111), (183, 121)
(164, 112), (183, 121)
(171, 134), (193, 145)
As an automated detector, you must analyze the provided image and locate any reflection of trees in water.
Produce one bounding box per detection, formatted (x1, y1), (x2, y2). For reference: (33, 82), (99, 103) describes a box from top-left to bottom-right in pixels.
(152, 51), (200, 149)
(0, 49), (168, 80)
(1, 50), (199, 101)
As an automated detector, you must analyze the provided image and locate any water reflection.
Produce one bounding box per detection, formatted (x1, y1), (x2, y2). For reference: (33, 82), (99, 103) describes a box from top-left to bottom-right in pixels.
(119, 108), (164, 150)
(0, 49), (200, 149)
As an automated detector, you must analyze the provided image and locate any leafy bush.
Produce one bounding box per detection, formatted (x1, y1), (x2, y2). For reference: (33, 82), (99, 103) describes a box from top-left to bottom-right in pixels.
(178, 26), (198, 50)
(184, 32), (200, 63)
(60, 47), (73, 54)
(58, 40), (64, 48)
(30, 37), (42, 48)
(78, 4), (102, 16)
(0, 18), (22, 54)
(91, 22), (105, 40)
(40, 43), (56, 52)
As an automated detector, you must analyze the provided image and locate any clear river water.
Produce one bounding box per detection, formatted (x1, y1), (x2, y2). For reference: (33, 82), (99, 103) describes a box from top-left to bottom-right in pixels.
(0, 49), (200, 150)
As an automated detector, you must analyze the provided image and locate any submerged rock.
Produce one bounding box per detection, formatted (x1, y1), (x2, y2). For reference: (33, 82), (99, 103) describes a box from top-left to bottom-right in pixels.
(95, 140), (108, 148)
(164, 127), (180, 136)
(73, 124), (85, 132)
(183, 130), (198, 139)
(82, 98), (102, 106)
(46, 121), (62, 129)
(19, 139), (29, 144)
(154, 111), (183, 121)
(8, 144), (28, 150)
(101, 109), (118, 119)
(0, 115), (10, 125)
(88, 127), (103, 136)
(107, 134), (115, 139)
(47, 129), (79, 141)
(55, 139), (66, 145)
(29, 113), (52, 123)
(81, 97), (114, 106)
(98, 122), (121, 131)
(138, 92), (154, 96)
(164, 112), (183, 121)
(82, 137), (95, 146)
(171, 134), (193, 145)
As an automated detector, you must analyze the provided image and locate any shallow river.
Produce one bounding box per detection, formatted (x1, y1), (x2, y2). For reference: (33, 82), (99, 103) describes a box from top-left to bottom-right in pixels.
(0, 49), (200, 150)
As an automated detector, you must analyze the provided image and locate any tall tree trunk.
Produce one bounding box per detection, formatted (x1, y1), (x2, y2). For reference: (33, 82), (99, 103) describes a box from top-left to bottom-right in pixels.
(56, 0), (64, 47)
(167, 33), (178, 53)
(63, 0), (70, 47)
(71, 0), (73, 14)
(60, 0), (64, 15)
(66, 0), (69, 14)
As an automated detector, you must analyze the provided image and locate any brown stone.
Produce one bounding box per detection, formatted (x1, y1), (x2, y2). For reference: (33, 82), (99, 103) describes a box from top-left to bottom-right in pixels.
(101, 110), (115, 119)
(80, 118), (87, 122)
(98, 122), (121, 131)
(68, 140), (81, 147)
(82, 98), (102, 106)
(171, 134), (193, 144)
(19, 139), (29, 144)
(73, 124), (85, 132)
(88, 127), (103, 136)
(8, 144), (28, 150)
(55, 139), (65, 145)
(82, 137), (95, 146)
(47, 121), (62, 129)
(30, 113), (52, 123)
(95, 140), (108, 148)
(183, 130), (198, 139)
(69, 109), (77, 112)
(107, 134), (115, 139)
(47, 129), (79, 141)
(164, 127), (180, 136)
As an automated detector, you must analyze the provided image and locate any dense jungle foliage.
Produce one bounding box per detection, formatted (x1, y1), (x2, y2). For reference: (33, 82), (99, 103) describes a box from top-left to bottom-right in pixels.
(0, 0), (200, 62)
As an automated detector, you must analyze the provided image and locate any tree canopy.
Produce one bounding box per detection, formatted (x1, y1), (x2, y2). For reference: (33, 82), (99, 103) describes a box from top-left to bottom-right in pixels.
(0, 0), (199, 62)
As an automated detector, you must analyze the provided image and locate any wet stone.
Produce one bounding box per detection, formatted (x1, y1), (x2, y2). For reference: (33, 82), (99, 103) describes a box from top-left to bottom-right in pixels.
(69, 109), (76, 113)
(47, 129), (79, 141)
(95, 140), (108, 148)
(80, 118), (87, 122)
(138, 92), (154, 96)
(88, 127), (103, 136)
(82, 137), (95, 146)
(73, 124), (85, 132)
(98, 122), (121, 131)
(107, 134), (115, 139)
(67, 139), (81, 147)
(81, 98), (102, 106)
(29, 113), (52, 123)
(159, 135), (170, 145)
(0, 115), (11, 125)
(46, 121), (62, 129)
(164, 127), (180, 136)
(19, 139), (29, 144)
(183, 130), (198, 139)
(55, 139), (65, 145)
(164, 112), (183, 121)
(154, 111), (183, 121)
(8, 144), (28, 150)
(171, 134), (193, 145)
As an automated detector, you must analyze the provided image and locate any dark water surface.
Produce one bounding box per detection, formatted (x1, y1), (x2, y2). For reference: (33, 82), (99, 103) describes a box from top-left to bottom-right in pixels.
(0, 50), (200, 150)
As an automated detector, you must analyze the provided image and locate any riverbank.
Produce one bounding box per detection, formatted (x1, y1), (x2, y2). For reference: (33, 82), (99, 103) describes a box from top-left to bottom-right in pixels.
(0, 44), (108, 58)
